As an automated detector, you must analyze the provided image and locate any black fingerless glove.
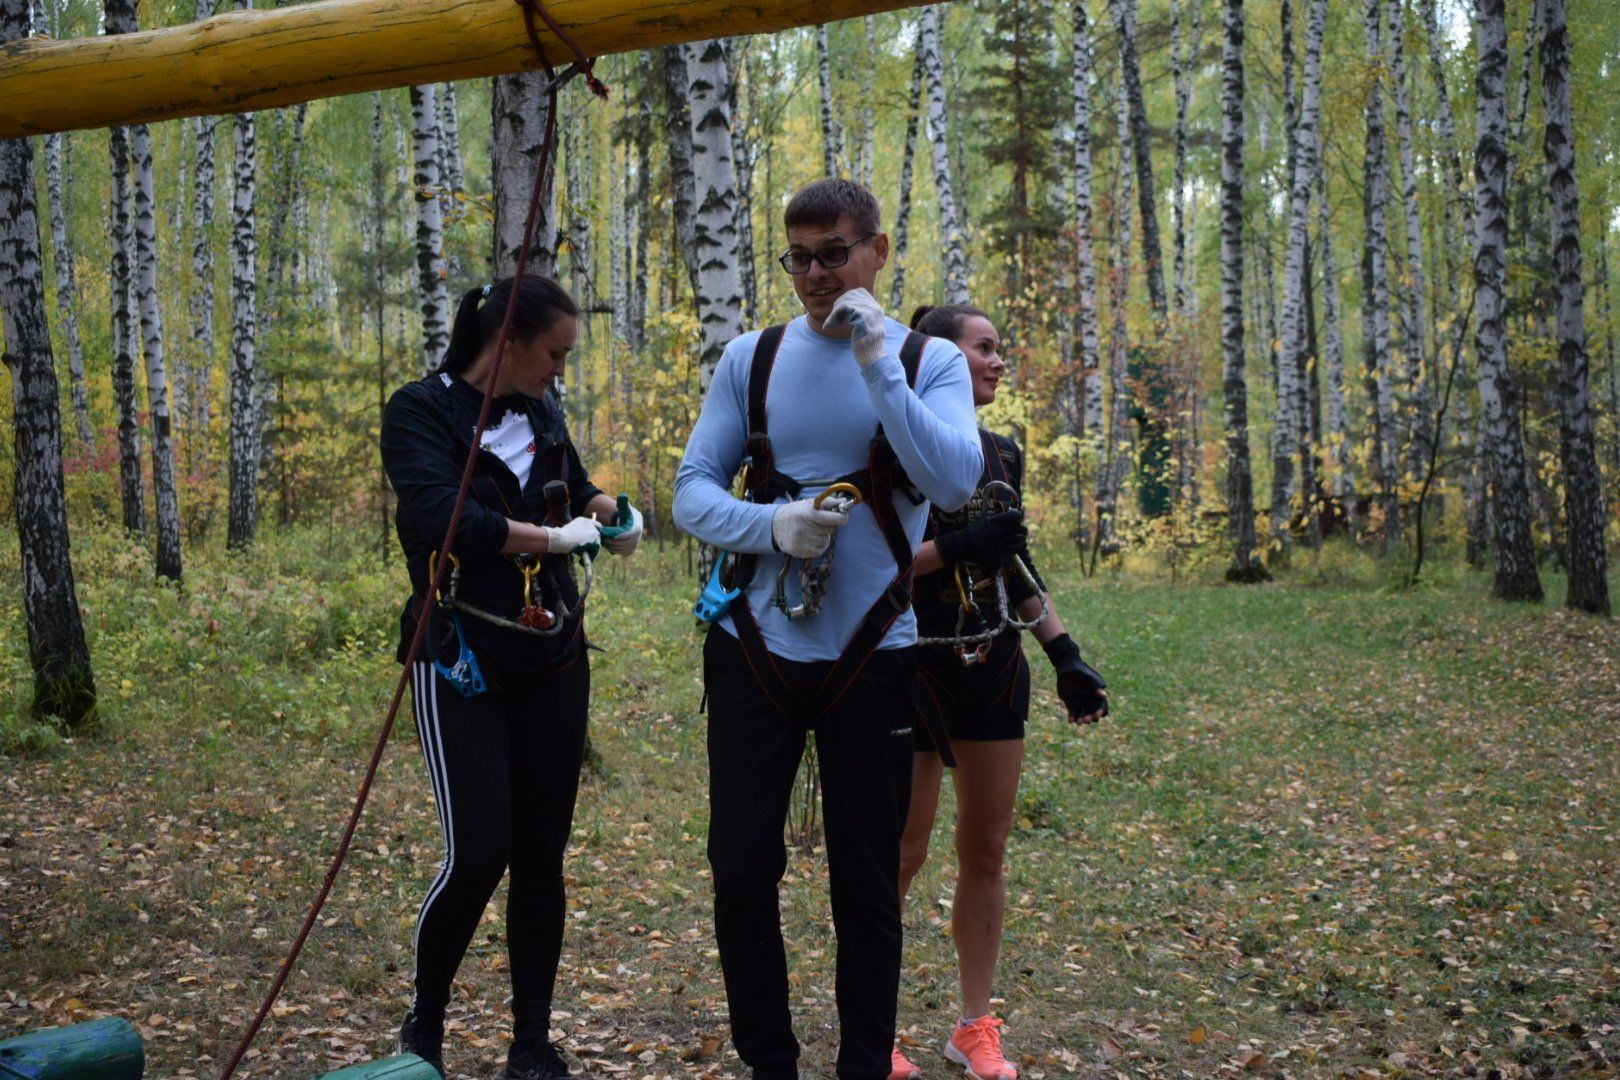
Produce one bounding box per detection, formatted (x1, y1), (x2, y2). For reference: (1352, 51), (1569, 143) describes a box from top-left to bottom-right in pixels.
(934, 509), (1027, 568)
(1043, 633), (1108, 721)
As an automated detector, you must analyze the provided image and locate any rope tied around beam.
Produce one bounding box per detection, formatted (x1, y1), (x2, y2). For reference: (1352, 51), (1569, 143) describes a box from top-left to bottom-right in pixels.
(216, 6), (606, 1077)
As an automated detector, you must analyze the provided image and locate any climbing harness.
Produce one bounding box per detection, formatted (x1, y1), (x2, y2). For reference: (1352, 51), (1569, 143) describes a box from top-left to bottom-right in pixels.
(772, 481), (863, 620)
(916, 443), (1050, 667)
(716, 325), (930, 728)
(218, 4), (608, 1075)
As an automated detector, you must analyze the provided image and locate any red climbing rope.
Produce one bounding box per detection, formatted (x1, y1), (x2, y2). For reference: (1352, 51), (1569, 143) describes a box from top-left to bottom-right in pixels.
(218, 11), (606, 1077)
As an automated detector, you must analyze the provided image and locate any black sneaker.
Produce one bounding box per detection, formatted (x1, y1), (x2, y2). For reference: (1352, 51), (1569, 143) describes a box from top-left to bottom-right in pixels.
(502, 1039), (573, 1079)
(397, 1008), (445, 1077)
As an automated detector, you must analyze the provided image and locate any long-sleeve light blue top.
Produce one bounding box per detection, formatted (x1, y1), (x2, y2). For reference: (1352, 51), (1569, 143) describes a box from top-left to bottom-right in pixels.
(673, 315), (982, 662)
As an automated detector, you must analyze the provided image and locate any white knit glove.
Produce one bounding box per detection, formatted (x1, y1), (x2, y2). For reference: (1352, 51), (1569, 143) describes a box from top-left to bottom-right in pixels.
(543, 516), (602, 555)
(771, 499), (850, 560)
(825, 287), (890, 368)
(601, 504), (643, 556)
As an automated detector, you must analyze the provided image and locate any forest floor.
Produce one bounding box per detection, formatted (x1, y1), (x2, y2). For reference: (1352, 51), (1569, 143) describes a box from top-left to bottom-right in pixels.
(2, 532), (1618, 1079)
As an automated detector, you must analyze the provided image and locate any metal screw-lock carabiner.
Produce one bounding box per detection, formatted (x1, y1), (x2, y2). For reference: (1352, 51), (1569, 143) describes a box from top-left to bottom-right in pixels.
(917, 480), (1049, 663)
(774, 482), (864, 620)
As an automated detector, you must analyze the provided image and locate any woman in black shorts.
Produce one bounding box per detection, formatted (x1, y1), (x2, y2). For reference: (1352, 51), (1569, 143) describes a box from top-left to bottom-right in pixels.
(381, 275), (644, 1079)
(891, 304), (1107, 1080)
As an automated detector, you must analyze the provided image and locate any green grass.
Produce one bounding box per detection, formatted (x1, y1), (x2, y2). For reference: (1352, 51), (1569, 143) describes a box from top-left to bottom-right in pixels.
(2, 531), (1617, 1078)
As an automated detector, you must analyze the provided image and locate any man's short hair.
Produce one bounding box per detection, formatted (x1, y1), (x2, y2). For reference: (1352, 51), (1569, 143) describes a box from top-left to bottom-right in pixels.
(784, 178), (882, 236)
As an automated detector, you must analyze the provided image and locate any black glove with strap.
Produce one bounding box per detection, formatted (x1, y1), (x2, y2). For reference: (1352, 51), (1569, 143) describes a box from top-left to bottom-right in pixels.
(934, 509), (1026, 569)
(1043, 633), (1108, 722)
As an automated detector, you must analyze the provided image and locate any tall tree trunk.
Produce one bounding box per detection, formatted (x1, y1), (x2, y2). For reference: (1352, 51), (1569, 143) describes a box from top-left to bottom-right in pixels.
(131, 117), (184, 580)
(227, 0), (261, 552)
(106, 0), (145, 537)
(661, 45), (700, 300)
(681, 37), (746, 392)
(1361, 0), (1400, 542)
(1389, 0), (1432, 490)
(889, 33), (925, 312)
(1, 0), (97, 727)
(492, 73), (558, 279)
(816, 23), (841, 177)
(920, 5), (969, 303)
(438, 81), (464, 196)
(1539, 0), (1608, 615)
(730, 48), (758, 326)
(1473, 0), (1543, 601)
(1274, 0), (1326, 549)
(1316, 161), (1353, 522)
(1109, 0), (1168, 324)
(1220, 0), (1265, 580)
(858, 16), (876, 189)
(1170, 0), (1200, 319)
(44, 131), (93, 455)
(1598, 234), (1620, 481)
(372, 92), (391, 564)
(1072, 0), (1104, 527)
(410, 83), (451, 373)
(1095, 70), (1133, 557)
(189, 0), (218, 465)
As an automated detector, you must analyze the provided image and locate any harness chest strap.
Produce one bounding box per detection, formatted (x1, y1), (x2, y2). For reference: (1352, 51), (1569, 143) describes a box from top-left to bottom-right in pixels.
(727, 326), (929, 726)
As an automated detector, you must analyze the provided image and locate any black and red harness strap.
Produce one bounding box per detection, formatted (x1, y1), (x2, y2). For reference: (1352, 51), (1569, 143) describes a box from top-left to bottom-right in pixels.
(724, 329), (932, 729)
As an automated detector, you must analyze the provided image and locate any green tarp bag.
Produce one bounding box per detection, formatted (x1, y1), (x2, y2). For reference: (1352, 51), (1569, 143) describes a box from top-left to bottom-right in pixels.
(315, 1055), (440, 1079)
(0, 1017), (143, 1080)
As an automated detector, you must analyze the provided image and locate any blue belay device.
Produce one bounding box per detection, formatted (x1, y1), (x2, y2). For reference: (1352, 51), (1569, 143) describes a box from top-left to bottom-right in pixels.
(693, 553), (742, 626)
(0, 1018), (143, 1080)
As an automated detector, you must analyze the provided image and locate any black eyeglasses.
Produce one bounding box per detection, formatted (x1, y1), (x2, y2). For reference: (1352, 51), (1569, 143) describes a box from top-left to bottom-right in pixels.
(778, 234), (875, 275)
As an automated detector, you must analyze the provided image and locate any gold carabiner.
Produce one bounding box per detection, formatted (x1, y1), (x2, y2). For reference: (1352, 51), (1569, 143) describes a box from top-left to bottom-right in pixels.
(814, 481), (864, 510)
(427, 550), (462, 601)
(952, 563), (976, 612)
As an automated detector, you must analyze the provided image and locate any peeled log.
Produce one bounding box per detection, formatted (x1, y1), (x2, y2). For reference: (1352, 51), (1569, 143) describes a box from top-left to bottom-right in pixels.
(0, 0), (937, 138)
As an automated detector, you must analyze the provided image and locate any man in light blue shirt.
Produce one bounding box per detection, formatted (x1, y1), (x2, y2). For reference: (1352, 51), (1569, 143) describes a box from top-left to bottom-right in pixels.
(674, 179), (981, 1080)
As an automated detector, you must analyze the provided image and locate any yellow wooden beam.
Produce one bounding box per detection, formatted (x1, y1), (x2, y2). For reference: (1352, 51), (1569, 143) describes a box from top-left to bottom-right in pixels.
(0, 0), (936, 138)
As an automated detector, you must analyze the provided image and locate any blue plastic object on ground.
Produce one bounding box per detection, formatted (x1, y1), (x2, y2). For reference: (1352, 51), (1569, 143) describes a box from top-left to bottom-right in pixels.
(0, 1018), (144, 1080)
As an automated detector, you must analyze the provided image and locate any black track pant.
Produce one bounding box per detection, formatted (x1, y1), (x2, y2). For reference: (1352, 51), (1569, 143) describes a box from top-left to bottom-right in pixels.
(704, 629), (917, 1080)
(408, 654), (589, 1043)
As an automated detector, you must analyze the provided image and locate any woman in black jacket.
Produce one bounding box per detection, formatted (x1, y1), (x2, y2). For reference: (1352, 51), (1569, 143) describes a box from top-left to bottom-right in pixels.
(891, 304), (1106, 1080)
(381, 275), (643, 1079)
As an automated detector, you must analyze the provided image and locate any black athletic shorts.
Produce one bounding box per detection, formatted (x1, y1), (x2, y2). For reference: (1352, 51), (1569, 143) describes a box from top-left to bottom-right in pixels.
(913, 630), (1030, 751)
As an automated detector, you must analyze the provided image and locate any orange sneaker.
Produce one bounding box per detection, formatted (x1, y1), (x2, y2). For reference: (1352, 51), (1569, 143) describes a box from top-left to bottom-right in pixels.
(889, 1045), (922, 1080)
(945, 1016), (1017, 1080)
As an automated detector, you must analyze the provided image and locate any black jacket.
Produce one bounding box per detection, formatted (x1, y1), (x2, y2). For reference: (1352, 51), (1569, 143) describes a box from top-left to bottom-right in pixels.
(381, 374), (604, 676)
(915, 428), (1047, 638)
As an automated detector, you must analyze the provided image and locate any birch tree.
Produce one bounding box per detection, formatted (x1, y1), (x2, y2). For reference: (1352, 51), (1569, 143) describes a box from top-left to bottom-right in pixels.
(438, 81), (464, 197)
(661, 45), (700, 298)
(1072, 0), (1104, 451)
(1273, 0), (1326, 549)
(1109, 0), (1168, 323)
(1094, 72), (1133, 557)
(2, 0), (96, 726)
(1221, 0), (1266, 581)
(816, 24), (842, 177)
(410, 82), (451, 373)
(189, 0), (218, 460)
(228, 0), (262, 551)
(920, 5), (968, 303)
(680, 37), (746, 391)
(44, 131), (93, 455)
(1539, 0), (1609, 615)
(1317, 161), (1353, 524)
(1388, 0), (1432, 485)
(889, 36), (925, 311)
(1170, 0), (1202, 318)
(131, 116), (184, 580)
(1361, 0), (1400, 541)
(493, 73), (558, 279)
(1472, 0), (1542, 601)
(106, 0), (145, 537)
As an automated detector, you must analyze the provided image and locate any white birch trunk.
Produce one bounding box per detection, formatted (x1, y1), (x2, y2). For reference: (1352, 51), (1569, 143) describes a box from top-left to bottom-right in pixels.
(188, 0), (218, 455)
(858, 16), (876, 190)
(106, 0), (145, 537)
(410, 83), (451, 374)
(920, 5), (968, 303)
(1472, 0), (1542, 601)
(492, 72), (558, 279)
(131, 118), (184, 579)
(816, 23), (841, 177)
(1539, 0), (1608, 615)
(729, 50), (758, 326)
(1220, 0), (1264, 579)
(1273, 0), (1326, 548)
(1361, 0), (1399, 540)
(1, 0), (96, 725)
(682, 37), (746, 392)
(227, 0), (261, 551)
(1072, 0), (1103, 447)
(889, 34), (925, 312)
(438, 81), (464, 196)
(1389, 0), (1432, 484)
(1316, 160), (1353, 512)
(44, 131), (93, 455)
(1095, 71), (1133, 555)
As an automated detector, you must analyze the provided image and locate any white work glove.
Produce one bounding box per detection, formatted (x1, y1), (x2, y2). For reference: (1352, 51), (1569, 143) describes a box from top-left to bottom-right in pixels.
(601, 504), (644, 557)
(542, 516), (602, 555)
(771, 498), (850, 560)
(825, 287), (890, 369)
